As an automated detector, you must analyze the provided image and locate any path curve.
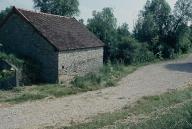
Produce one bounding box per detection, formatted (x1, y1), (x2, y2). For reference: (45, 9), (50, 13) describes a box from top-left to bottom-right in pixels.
(1, 55), (192, 129)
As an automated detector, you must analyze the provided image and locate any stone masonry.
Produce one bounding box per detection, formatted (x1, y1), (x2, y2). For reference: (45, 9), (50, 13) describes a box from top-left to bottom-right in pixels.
(58, 47), (103, 83)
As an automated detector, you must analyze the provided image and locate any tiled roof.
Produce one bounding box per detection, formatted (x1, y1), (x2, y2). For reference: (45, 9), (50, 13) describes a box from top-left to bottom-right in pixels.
(9, 7), (104, 51)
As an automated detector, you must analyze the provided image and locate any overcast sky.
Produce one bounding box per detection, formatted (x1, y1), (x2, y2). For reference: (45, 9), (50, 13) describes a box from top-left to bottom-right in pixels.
(0, 0), (177, 31)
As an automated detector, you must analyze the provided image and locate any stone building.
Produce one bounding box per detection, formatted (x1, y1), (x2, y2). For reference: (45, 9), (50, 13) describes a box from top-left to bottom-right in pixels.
(0, 7), (104, 83)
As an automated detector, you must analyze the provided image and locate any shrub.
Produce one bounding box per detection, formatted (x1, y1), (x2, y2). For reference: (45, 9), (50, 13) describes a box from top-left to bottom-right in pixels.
(0, 70), (14, 80)
(0, 52), (41, 85)
(0, 53), (23, 90)
(72, 72), (102, 89)
(0, 70), (15, 90)
(114, 36), (139, 64)
(162, 44), (176, 59)
(134, 43), (155, 64)
(0, 52), (24, 68)
(112, 36), (155, 64)
(71, 63), (136, 90)
(177, 28), (192, 54)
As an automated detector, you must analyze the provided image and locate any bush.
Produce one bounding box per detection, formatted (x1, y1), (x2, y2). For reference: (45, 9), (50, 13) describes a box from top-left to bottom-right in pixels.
(0, 52), (41, 85)
(112, 36), (155, 64)
(72, 72), (102, 89)
(114, 36), (139, 64)
(134, 43), (155, 64)
(71, 63), (137, 90)
(162, 44), (176, 59)
(177, 27), (192, 54)
(0, 52), (24, 68)
(0, 70), (15, 90)
(0, 70), (14, 80)
(0, 53), (23, 89)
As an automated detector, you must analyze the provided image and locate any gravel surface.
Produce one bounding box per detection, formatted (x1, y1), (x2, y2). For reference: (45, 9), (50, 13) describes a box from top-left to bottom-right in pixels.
(1, 55), (192, 129)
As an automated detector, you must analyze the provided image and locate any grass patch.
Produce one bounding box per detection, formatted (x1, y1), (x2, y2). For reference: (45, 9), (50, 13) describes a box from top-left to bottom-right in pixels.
(5, 93), (47, 103)
(0, 85), (81, 104)
(61, 86), (192, 129)
(0, 54), (190, 104)
(124, 102), (192, 129)
(0, 64), (138, 104)
(72, 63), (137, 90)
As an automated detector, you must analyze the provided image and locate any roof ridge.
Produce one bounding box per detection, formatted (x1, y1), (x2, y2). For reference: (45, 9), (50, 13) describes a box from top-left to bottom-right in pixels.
(14, 6), (73, 19)
(2, 6), (104, 51)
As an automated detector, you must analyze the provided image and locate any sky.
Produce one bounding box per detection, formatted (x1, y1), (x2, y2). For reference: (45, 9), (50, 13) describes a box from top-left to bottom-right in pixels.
(0, 0), (177, 31)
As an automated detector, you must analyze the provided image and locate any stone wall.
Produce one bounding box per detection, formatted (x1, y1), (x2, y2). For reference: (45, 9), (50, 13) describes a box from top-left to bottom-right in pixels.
(58, 47), (103, 83)
(0, 13), (58, 83)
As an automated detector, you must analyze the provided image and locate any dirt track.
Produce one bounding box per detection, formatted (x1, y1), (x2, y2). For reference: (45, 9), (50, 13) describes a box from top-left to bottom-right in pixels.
(1, 55), (192, 129)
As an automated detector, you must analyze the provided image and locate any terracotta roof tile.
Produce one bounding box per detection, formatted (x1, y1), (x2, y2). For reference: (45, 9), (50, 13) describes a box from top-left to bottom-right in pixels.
(12, 7), (104, 51)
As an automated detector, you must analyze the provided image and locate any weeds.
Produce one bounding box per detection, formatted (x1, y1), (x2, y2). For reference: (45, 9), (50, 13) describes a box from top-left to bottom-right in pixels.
(0, 64), (137, 104)
(5, 93), (47, 103)
(0, 54), (188, 104)
(72, 63), (137, 89)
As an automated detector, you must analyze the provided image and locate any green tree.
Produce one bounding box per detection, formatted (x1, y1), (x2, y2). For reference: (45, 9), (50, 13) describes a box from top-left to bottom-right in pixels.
(117, 23), (130, 38)
(87, 7), (155, 64)
(134, 0), (171, 42)
(190, 25), (192, 43)
(0, 7), (12, 23)
(134, 13), (158, 43)
(87, 8), (117, 61)
(33, 0), (79, 17)
(134, 0), (182, 58)
(172, 0), (192, 32)
(78, 19), (84, 24)
(167, 0), (192, 54)
(114, 36), (155, 64)
(0, 7), (12, 52)
(177, 25), (191, 53)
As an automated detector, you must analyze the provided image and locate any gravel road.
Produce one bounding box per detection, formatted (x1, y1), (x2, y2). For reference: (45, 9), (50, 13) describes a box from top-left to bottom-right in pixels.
(1, 55), (192, 129)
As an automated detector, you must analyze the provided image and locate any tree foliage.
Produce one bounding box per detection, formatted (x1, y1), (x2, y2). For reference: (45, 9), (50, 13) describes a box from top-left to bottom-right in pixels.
(0, 7), (12, 23)
(87, 8), (155, 64)
(33, 0), (79, 16)
(117, 23), (130, 38)
(87, 8), (117, 45)
(134, 0), (171, 46)
(87, 8), (117, 61)
(172, 0), (192, 32)
(134, 0), (192, 59)
(114, 36), (155, 64)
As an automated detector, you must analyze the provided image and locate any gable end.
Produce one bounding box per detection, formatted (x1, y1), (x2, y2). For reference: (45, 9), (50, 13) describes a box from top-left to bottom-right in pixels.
(0, 7), (58, 51)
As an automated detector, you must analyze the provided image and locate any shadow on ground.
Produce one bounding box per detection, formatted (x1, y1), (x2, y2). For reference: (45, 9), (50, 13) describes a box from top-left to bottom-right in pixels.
(165, 62), (192, 73)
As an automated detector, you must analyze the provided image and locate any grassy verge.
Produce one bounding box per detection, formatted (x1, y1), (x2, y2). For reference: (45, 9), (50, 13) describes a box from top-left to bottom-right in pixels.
(71, 63), (137, 90)
(0, 54), (190, 104)
(124, 100), (192, 129)
(60, 85), (192, 129)
(0, 63), (137, 104)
